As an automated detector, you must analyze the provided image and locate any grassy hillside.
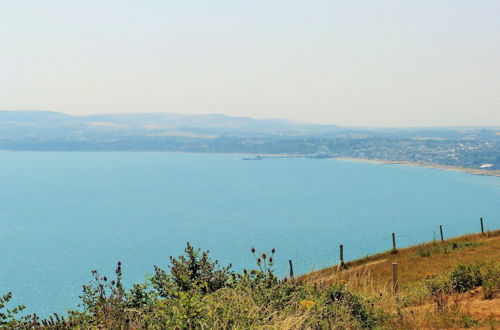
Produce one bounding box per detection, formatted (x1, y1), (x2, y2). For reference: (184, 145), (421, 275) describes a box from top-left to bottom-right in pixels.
(300, 230), (500, 328)
(1, 231), (499, 329)
(301, 231), (500, 286)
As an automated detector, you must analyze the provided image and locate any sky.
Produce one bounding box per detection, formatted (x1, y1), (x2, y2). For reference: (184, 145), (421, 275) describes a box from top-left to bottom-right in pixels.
(1, 1), (499, 127)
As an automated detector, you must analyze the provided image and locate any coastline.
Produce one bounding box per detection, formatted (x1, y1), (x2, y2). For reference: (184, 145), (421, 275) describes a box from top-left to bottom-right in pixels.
(335, 157), (500, 178)
(1, 150), (498, 177)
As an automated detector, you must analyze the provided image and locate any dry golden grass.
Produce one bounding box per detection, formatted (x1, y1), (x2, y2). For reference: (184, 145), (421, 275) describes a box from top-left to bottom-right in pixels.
(298, 230), (500, 328)
(300, 230), (500, 289)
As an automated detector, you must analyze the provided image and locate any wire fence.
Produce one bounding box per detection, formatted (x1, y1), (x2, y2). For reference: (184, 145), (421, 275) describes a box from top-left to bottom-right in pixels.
(271, 216), (498, 278)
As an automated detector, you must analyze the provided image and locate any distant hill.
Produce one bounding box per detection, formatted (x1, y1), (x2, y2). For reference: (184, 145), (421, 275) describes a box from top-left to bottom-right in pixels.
(0, 110), (498, 171)
(0, 110), (342, 136)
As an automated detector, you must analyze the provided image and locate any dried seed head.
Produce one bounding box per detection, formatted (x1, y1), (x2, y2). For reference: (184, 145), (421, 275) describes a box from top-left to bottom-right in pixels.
(271, 248), (276, 254)
(269, 257), (273, 263)
(257, 258), (261, 263)
(251, 247), (256, 253)
(262, 253), (267, 259)
(103, 276), (107, 282)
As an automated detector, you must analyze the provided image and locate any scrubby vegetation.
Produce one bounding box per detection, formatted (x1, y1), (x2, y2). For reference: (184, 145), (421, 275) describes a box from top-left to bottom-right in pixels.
(427, 260), (500, 298)
(1, 232), (499, 329)
(1, 245), (384, 329)
(0, 293), (25, 328)
(416, 240), (480, 258)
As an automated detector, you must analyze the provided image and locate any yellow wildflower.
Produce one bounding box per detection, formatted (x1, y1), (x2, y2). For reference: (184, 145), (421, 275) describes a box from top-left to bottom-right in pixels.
(299, 299), (315, 309)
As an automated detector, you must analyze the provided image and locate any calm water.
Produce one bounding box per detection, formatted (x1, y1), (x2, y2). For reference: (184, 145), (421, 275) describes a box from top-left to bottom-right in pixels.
(1, 152), (499, 315)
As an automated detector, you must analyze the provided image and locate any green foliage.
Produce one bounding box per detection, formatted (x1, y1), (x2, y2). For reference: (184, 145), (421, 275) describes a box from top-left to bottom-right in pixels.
(151, 242), (233, 298)
(479, 260), (500, 299)
(426, 260), (499, 301)
(145, 289), (207, 329)
(126, 283), (155, 308)
(0, 244), (385, 329)
(416, 241), (479, 258)
(426, 274), (453, 297)
(64, 261), (142, 328)
(322, 284), (378, 329)
(449, 264), (482, 293)
(460, 315), (479, 328)
(0, 292), (25, 327)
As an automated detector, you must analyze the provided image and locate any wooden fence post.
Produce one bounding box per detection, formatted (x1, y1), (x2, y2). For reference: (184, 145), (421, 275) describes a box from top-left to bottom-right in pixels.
(392, 263), (398, 296)
(439, 225), (444, 242)
(480, 218), (484, 235)
(288, 259), (294, 279)
(392, 232), (397, 252)
(337, 244), (347, 271)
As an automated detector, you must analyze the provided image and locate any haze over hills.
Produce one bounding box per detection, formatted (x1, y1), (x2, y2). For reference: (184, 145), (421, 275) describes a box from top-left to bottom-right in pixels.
(1, 110), (499, 170)
(0, 110), (343, 136)
(2, 110), (499, 135)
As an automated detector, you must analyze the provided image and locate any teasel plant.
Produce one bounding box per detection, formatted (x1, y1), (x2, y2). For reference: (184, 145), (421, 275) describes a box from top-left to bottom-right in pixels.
(72, 261), (130, 327)
(249, 247), (277, 282)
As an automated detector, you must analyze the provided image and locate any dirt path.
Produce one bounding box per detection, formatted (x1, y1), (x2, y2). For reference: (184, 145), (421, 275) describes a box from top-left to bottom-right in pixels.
(347, 258), (388, 272)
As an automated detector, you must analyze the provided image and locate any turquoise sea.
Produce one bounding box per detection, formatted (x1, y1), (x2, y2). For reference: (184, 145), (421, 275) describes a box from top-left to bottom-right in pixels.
(0, 152), (499, 316)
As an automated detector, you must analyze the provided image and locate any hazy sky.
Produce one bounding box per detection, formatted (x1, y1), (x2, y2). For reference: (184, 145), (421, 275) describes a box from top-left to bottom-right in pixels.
(1, 1), (499, 126)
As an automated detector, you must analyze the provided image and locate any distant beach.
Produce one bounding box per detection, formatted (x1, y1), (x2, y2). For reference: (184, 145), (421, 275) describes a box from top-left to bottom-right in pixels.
(336, 157), (500, 178)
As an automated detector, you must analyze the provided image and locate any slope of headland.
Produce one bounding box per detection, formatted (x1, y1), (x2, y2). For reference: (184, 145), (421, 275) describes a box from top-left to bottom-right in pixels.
(299, 230), (500, 328)
(2, 230), (499, 328)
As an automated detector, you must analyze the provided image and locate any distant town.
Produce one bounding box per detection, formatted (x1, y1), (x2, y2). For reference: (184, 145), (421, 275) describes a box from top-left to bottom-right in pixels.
(1, 111), (499, 170)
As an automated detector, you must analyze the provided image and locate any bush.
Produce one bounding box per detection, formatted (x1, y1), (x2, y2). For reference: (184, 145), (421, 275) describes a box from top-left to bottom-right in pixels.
(145, 289), (207, 329)
(0, 292), (25, 327)
(151, 242), (233, 298)
(66, 261), (144, 328)
(479, 261), (500, 299)
(449, 264), (482, 293)
(322, 284), (378, 329)
(427, 261), (495, 301)
(416, 241), (479, 258)
(6, 243), (480, 329)
(426, 275), (453, 296)
(417, 243), (442, 257)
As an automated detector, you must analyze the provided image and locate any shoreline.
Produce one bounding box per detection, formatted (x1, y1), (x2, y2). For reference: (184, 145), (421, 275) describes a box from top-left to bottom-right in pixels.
(1, 150), (498, 177)
(335, 157), (500, 177)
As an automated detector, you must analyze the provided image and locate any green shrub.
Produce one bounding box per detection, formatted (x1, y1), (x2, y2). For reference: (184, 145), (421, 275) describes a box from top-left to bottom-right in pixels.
(460, 315), (479, 328)
(417, 243), (442, 257)
(426, 275), (452, 296)
(0, 292), (25, 327)
(151, 242), (233, 298)
(322, 284), (378, 329)
(479, 260), (500, 299)
(145, 289), (207, 329)
(8, 243), (493, 329)
(427, 262), (491, 300)
(449, 264), (482, 293)
(416, 241), (479, 258)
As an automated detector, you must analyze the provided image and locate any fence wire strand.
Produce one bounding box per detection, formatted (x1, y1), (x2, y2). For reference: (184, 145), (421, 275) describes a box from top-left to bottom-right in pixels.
(275, 217), (498, 277)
